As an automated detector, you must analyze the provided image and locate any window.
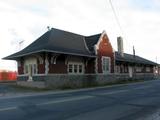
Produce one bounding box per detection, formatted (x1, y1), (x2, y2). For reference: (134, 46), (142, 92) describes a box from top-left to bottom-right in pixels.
(102, 57), (110, 73)
(24, 57), (37, 75)
(24, 64), (37, 75)
(33, 64), (37, 74)
(24, 65), (28, 74)
(79, 65), (82, 73)
(146, 67), (150, 72)
(68, 63), (83, 74)
(136, 66), (142, 72)
(69, 64), (73, 73)
(74, 65), (77, 73)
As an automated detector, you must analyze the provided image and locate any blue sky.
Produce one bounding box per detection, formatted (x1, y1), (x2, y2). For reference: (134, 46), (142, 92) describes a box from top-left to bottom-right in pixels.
(0, 0), (160, 70)
(130, 0), (154, 10)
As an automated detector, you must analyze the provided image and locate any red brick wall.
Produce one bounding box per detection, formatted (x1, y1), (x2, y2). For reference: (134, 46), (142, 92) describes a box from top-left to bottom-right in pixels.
(37, 56), (45, 74)
(38, 64), (45, 74)
(48, 55), (67, 74)
(49, 64), (67, 74)
(96, 34), (114, 73)
(18, 60), (24, 75)
(18, 66), (24, 74)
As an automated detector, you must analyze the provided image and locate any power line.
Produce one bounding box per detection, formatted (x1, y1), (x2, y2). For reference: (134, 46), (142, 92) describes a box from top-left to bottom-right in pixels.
(109, 0), (124, 35)
(108, 0), (138, 56)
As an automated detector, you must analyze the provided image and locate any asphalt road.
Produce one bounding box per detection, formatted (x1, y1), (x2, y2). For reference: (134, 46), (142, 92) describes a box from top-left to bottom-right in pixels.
(0, 80), (160, 120)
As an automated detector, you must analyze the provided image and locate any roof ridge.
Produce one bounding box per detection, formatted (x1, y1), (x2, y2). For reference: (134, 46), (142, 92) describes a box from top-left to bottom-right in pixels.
(4, 28), (100, 60)
(51, 28), (85, 37)
(85, 33), (101, 38)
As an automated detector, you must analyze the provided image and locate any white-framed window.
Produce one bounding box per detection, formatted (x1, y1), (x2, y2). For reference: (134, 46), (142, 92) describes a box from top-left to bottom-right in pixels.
(68, 63), (84, 74)
(74, 65), (78, 73)
(24, 57), (38, 75)
(102, 56), (110, 74)
(24, 65), (29, 74)
(146, 67), (150, 72)
(136, 66), (142, 72)
(68, 64), (73, 73)
(79, 65), (83, 73)
(24, 64), (37, 75)
(33, 64), (37, 74)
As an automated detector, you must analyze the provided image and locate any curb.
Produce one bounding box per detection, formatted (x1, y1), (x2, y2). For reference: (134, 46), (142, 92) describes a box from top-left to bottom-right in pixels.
(0, 79), (158, 100)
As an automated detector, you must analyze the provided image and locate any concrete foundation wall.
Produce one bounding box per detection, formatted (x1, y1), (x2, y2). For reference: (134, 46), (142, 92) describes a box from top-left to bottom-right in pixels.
(17, 73), (156, 89)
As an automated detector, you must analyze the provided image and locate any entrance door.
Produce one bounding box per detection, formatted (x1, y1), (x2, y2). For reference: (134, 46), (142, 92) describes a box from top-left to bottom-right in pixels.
(129, 66), (133, 78)
(28, 64), (33, 81)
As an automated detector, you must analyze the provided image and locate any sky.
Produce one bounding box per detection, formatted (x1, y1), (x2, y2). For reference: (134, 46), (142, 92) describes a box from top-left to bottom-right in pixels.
(0, 0), (160, 71)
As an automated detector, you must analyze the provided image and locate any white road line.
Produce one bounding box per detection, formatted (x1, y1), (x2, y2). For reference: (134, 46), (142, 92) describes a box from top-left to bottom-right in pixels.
(100, 85), (152, 95)
(0, 85), (153, 112)
(134, 86), (152, 90)
(99, 89), (129, 95)
(0, 106), (17, 112)
(37, 95), (94, 106)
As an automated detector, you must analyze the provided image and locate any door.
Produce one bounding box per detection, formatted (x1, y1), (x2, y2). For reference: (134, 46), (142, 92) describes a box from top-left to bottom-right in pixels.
(28, 64), (33, 81)
(129, 66), (133, 78)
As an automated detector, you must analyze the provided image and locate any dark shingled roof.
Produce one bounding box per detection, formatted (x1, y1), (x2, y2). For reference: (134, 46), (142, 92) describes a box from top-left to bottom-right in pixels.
(85, 34), (101, 52)
(4, 28), (100, 60)
(3, 27), (157, 66)
(115, 52), (157, 65)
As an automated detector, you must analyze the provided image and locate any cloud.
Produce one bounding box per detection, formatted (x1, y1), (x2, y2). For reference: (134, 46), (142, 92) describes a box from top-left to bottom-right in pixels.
(113, 0), (160, 62)
(0, 0), (160, 71)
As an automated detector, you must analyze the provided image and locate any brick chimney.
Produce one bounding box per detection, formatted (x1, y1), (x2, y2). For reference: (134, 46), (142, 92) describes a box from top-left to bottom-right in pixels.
(117, 36), (124, 57)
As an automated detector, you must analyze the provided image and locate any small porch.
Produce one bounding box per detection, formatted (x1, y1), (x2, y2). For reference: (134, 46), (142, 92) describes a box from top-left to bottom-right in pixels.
(17, 52), (96, 81)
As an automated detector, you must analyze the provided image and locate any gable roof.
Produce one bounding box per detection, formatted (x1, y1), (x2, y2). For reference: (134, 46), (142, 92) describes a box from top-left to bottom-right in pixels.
(4, 28), (101, 60)
(115, 52), (157, 65)
(85, 34), (101, 52)
(4, 27), (156, 66)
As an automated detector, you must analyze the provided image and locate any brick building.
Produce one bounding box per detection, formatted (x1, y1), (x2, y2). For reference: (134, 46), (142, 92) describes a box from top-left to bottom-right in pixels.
(4, 28), (157, 81)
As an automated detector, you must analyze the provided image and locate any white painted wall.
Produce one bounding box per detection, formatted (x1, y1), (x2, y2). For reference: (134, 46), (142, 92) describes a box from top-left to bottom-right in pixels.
(24, 56), (37, 76)
(24, 57), (37, 65)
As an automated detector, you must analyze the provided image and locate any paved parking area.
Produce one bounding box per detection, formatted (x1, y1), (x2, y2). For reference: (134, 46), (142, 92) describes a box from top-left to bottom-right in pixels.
(0, 82), (39, 97)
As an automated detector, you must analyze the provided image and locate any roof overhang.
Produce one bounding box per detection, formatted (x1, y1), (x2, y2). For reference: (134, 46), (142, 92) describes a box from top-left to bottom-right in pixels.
(3, 49), (96, 60)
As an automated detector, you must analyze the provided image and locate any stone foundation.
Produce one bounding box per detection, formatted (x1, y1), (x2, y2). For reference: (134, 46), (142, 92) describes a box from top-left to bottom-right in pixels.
(17, 73), (156, 89)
